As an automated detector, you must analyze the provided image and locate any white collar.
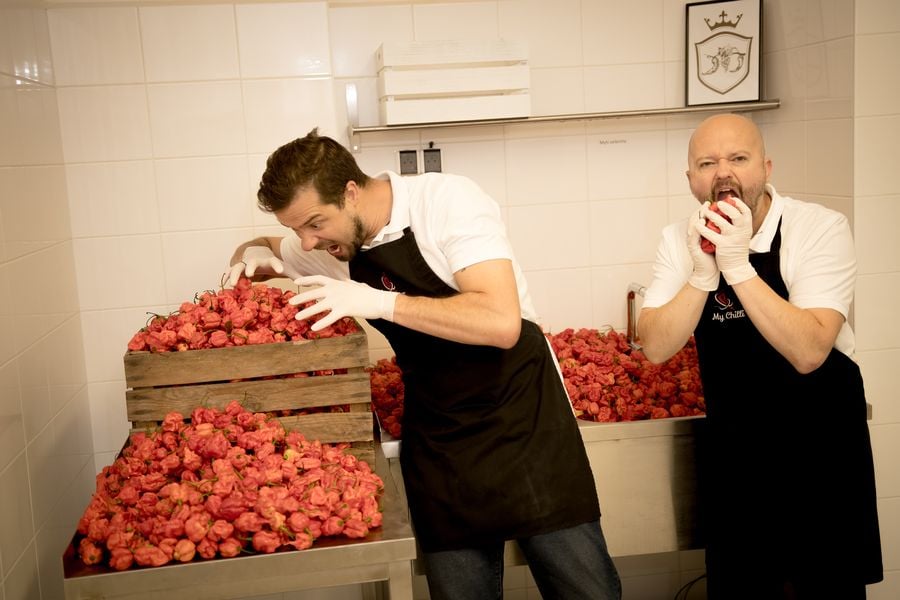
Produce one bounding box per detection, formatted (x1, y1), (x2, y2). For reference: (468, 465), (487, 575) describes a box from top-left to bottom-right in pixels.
(363, 171), (409, 249)
(749, 183), (784, 253)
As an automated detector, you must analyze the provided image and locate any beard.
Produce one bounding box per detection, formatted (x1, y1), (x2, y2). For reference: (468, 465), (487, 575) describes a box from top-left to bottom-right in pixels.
(709, 179), (766, 211)
(336, 215), (367, 262)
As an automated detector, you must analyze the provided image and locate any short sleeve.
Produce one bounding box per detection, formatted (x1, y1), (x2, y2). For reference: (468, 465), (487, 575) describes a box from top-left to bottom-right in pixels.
(642, 220), (693, 309)
(782, 207), (856, 317)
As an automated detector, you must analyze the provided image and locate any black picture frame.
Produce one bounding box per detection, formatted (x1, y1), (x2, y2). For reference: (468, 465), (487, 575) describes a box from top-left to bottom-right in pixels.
(686, 0), (762, 106)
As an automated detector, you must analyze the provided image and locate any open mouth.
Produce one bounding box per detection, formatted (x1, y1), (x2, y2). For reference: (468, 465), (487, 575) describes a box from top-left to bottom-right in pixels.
(716, 187), (738, 201)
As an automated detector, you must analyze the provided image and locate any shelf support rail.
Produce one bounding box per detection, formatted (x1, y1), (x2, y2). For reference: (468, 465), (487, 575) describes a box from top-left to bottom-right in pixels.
(344, 82), (779, 152)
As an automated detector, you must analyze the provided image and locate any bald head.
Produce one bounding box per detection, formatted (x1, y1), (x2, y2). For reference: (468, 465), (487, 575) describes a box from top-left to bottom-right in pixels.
(688, 113), (766, 167)
(685, 112), (772, 219)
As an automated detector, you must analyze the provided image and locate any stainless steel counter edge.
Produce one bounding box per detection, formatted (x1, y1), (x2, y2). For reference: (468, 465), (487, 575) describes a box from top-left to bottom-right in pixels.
(381, 415), (706, 458)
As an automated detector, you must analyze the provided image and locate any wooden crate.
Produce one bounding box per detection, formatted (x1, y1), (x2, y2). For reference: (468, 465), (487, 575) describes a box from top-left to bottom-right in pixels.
(124, 328), (374, 464)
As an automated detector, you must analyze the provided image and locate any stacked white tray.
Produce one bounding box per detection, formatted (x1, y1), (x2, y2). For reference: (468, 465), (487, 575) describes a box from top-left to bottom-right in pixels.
(376, 39), (530, 126)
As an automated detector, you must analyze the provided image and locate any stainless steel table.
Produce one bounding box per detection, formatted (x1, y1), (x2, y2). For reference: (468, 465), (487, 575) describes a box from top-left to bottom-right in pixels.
(63, 443), (416, 600)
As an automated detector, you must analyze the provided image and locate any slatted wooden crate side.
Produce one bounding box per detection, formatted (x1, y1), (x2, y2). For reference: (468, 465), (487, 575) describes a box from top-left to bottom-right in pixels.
(279, 399), (375, 465)
(128, 412), (373, 443)
(125, 371), (371, 422)
(123, 331), (369, 389)
(275, 412), (373, 443)
(128, 412), (376, 465)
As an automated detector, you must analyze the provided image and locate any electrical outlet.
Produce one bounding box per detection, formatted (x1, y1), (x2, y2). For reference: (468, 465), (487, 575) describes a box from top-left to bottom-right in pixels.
(398, 150), (418, 175)
(423, 148), (442, 173)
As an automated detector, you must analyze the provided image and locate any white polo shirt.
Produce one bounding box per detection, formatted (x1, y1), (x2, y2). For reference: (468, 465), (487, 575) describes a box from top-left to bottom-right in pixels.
(279, 171), (539, 322)
(642, 184), (858, 356)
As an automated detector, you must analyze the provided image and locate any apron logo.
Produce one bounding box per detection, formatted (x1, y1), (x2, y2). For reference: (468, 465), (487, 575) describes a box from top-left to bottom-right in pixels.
(714, 291), (733, 310)
(380, 273), (397, 292)
(711, 290), (746, 323)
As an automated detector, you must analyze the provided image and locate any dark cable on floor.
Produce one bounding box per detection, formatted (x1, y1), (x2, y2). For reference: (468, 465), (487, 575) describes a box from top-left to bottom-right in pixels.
(673, 572), (706, 600)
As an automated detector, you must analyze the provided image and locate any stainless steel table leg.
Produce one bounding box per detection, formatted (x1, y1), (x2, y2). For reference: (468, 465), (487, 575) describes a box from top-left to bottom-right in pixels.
(387, 560), (414, 600)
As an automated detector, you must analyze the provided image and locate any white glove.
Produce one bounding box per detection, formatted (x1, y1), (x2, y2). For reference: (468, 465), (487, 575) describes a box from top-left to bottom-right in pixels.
(687, 203), (720, 292)
(227, 246), (285, 287)
(703, 197), (757, 285)
(291, 275), (399, 331)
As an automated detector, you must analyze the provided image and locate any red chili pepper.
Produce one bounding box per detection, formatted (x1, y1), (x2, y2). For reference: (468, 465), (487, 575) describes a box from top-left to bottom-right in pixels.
(172, 538), (196, 562)
(701, 196), (737, 254)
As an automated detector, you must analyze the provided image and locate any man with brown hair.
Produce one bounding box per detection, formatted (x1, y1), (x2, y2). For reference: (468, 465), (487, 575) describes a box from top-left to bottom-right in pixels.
(228, 128), (621, 599)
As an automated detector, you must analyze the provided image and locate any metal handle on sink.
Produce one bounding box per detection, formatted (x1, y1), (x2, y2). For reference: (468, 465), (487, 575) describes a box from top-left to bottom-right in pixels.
(626, 283), (646, 350)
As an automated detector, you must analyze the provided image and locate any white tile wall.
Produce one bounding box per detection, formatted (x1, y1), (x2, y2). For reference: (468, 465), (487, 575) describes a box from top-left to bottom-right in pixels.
(498, 0), (583, 68)
(147, 81), (247, 157)
(588, 196), (669, 265)
(0, 7), (54, 85)
(0, 82), (63, 167)
(585, 63), (669, 113)
(581, 0), (665, 66)
(57, 85), (153, 162)
(806, 117), (852, 196)
(856, 1), (900, 596)
(507, 202), (592, 270)
(242, 78), (339, 153)
(2, 1), (897, 599)
(140, 4), (240, 82)
(7, 241), (80, 356)
(0, 14), (93, 591)
(0, 360), (25, 473)
(0, 164), (69, 261)
(48, 7), (144, 85)
(854, 115), (900, 197)
(856, 0), (900, 34)
(855, 194), (900, 274)
(66, 161), (160, 237)
(328, 4), (413, 77)
(154, 156), (253, 231)
(855, 32), (900, 116)
(505, 135), (587, 205)
(527, 66), (585, 115)
(236, 2), (331, 78)
(413, 1), (499, 40)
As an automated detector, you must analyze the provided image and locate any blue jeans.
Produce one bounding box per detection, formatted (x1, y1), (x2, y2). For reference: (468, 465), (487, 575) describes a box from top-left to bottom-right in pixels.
(421, 520), (621, 600)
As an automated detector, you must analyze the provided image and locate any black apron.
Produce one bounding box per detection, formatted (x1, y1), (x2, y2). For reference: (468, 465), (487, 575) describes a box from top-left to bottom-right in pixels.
(693, 221), (883, 596)
(350, 228), (600, 552)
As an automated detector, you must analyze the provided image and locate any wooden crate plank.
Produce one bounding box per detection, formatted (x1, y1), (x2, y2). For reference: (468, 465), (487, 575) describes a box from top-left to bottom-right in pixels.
(347, 443), (375, 465)
(276, 413), (374, 443)
(124, 332), (368, 388)
(128, 413), (374, 445)
(125, 371), (371, 421)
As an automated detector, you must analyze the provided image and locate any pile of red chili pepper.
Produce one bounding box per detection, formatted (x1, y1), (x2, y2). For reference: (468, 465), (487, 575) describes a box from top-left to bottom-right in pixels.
(550, 328), (704, 422)
(75, 400), (383, 570)
(368, 328), (705, 439)
(368, 357), (404, 438)
(126, 277), (359, 352)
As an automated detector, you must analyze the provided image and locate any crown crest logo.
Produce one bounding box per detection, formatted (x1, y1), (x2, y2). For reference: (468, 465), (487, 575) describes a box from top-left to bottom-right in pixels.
(705, 10), (742, 31)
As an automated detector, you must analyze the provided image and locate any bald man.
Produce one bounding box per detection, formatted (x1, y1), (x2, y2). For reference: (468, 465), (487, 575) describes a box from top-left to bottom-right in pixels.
(638, 114), (882, 599)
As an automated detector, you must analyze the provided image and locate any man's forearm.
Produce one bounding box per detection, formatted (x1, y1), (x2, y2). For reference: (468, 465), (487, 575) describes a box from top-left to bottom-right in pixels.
(731, 277), (843, 374)
(392, 291), (522, 349)
(637, 284), (708, 363)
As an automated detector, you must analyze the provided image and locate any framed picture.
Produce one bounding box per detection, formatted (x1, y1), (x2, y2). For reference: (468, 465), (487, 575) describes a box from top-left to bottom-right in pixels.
(686, 0), (762, 106)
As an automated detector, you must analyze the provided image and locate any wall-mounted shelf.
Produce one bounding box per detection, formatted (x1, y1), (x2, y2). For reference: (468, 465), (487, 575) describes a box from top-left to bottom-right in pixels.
(345, 83), (779, 152)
